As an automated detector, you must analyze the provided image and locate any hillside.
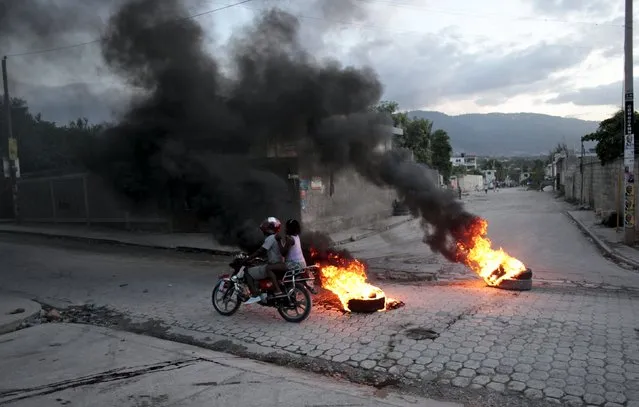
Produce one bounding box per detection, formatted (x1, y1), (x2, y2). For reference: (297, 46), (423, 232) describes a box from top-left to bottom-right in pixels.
(407, 111), (599, 156)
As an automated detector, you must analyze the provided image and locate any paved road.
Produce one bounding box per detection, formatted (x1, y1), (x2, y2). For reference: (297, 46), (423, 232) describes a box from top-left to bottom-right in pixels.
(346, 188), (639, 288)
(1, 189), (639, 406)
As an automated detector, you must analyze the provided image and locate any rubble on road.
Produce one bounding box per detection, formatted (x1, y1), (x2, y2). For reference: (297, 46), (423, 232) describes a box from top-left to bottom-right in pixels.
(19, 304), (122, 330)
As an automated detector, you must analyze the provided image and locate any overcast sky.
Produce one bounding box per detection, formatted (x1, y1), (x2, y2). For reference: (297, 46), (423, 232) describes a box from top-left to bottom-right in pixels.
(1, 0), (631, 123)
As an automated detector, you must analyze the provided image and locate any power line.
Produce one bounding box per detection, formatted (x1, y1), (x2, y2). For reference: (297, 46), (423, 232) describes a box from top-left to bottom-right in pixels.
(4, 0), (255, 58)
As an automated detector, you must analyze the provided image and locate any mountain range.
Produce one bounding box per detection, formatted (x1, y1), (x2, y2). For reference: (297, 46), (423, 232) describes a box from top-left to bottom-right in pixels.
(407, 111), (600, 156)
(16, 83), (601, 157)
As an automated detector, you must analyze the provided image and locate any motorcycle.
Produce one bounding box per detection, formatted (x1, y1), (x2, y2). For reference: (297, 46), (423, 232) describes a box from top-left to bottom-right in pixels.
(211, 253), (318, 323)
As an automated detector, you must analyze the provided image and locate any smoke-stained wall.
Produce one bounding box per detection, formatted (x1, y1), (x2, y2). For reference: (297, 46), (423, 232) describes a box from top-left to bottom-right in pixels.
(299, 169), (394, 233)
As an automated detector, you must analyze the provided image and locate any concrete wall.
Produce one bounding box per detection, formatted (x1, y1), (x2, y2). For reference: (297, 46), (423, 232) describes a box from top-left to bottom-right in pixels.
(562, 156), (639, 227)
(15, 173), (169, 230)
(452, 175), (484, 192)
(563, 157), (623, 212)
(8, 155), (431, 235)
(299, 169), (396, 233)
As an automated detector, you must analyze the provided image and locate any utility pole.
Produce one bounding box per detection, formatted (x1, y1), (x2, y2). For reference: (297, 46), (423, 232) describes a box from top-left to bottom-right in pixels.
(580, 139), (584, 205)
(2, 56), (19, 223)
(623, 0), (635, 245)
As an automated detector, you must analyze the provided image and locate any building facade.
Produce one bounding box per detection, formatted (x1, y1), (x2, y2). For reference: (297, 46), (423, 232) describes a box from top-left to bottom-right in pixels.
(450, 153), (478, 170)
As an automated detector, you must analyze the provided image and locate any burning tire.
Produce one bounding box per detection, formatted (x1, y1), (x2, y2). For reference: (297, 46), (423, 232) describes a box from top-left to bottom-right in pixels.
(492, 267), (533, 291)
(347, 295), (386, 313)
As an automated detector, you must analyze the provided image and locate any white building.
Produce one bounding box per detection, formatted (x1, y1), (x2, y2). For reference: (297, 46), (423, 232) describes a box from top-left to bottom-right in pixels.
(450, 153), (478, 170)
(482, 169), (496, 186)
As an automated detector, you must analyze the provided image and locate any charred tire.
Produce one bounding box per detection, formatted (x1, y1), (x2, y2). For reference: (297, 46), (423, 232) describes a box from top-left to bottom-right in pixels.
(513, 267), (533, 280)
(277, 283), (312, 323)
(212, 280), (241, 316)
(347, 296), (385, 313)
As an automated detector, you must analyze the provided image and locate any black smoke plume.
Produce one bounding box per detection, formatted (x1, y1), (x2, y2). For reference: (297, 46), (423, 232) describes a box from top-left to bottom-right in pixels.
(90, 0), (478, 261)
(0, 1), (115, 48)
(0, 0), (126, 119)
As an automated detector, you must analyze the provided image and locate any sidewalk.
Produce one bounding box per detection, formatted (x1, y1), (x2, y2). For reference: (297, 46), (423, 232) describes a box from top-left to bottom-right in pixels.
(0, 323), (460, 407)
(0, 294), (41, 335)
(0, 215), (413, 255)
(567, 210), (639, 268)
(0, 223), (236, 254)
(331, 215), (413, 245)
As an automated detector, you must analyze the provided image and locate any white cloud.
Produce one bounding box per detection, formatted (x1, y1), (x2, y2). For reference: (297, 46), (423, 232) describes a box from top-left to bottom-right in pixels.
(546, 81), (624, 106)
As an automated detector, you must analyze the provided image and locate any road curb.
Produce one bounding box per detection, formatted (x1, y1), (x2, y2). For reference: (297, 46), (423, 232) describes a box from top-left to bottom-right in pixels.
(0, 299), (42, 335)
(333, 216), (416, 246)
(0, 229), (236, 256)
(565, 211), (639, 269)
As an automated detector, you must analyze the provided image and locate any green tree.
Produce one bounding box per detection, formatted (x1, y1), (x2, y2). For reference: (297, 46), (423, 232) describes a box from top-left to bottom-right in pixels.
(582, 110), (639, 165)
(480, 158), (495, 171)
(530, 159), (546, 187)
(508, 169), (520, 184)
(0, 97), (100, 173)
(494, 160), (506, 182)
(430, 129), (453, 182)
(452, 165), (467, 176)
(396, 118), (432, 164)
(372, 100), (408, 128)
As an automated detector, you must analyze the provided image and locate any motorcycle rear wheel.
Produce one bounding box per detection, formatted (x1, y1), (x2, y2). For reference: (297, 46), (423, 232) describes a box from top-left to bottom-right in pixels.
(277, 283), (312, 323)
(212, 279), (241, 316)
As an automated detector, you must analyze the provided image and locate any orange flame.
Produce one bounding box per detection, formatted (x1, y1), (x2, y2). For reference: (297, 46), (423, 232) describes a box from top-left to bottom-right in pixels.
(319, 259), (386, 311)
(457, 218), (526, 285)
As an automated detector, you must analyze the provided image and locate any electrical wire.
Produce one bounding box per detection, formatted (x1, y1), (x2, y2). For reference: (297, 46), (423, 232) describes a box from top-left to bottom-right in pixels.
(4, 0), (255, 58)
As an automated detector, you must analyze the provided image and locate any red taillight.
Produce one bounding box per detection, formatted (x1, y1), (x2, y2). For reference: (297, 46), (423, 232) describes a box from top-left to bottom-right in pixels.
(220, 274), (230, 279)
(259, 280), (273, 290)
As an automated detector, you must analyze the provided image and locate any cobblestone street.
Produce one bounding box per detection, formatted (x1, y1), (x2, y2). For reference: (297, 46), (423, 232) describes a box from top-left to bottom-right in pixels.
(2, 189), (639, 406)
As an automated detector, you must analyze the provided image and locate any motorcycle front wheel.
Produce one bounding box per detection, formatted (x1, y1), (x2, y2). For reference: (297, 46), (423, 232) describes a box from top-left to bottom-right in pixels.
(277, 283), (312, 323)
(211, 279), (241, 316)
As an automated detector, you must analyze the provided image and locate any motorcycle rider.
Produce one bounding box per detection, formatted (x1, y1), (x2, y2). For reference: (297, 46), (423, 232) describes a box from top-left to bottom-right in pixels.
(244, 217), (284, 304)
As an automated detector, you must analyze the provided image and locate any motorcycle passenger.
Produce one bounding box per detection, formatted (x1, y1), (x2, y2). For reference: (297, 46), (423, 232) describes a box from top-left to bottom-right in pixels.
(280, 219), (307, 270)
(244, 217), (284, 304)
